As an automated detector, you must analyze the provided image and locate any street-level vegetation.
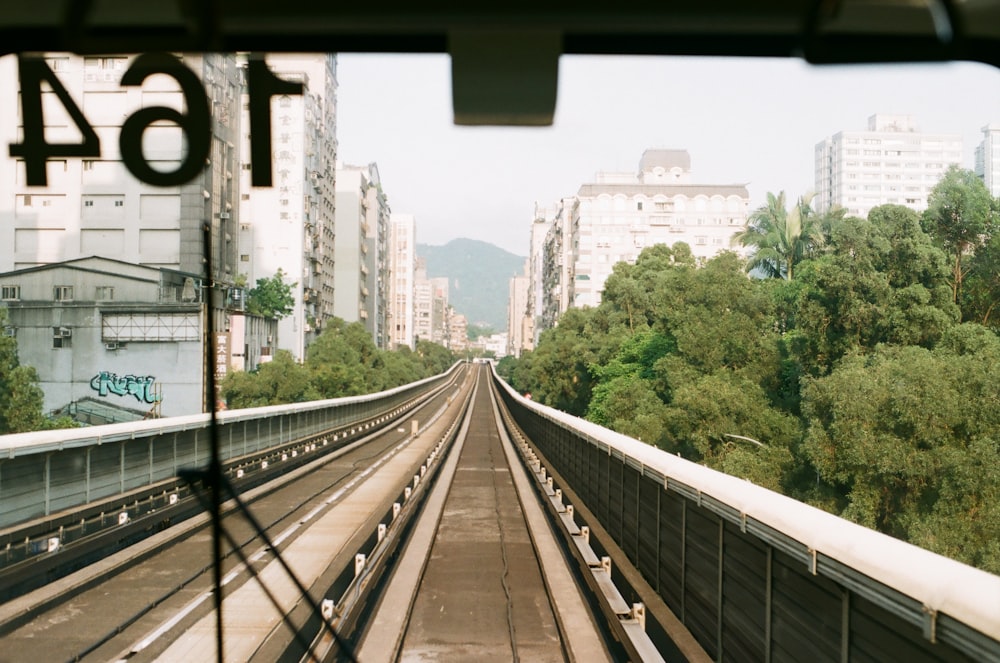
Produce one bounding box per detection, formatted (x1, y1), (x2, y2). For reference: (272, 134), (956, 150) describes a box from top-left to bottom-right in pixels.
(498, 166), (1000, 574)
(0, 310), (77, 434)
(221, 317), (456, 408)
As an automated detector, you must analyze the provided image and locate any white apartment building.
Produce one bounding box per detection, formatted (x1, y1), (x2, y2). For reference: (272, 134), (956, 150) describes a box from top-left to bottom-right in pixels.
(413, 260), (433, 345)
(570, 149), (749, 310)
(430, 277), (450, 346)
(334, 162), (390, 347)
(388, 213), (416, 349)
(541, 198), (576, 330)
(814, 114), (962, 218)
(447, 309), (469, 353)
(975, 123), (1000, 197)
(507, 268), (530, 358)
(237, 54), (338, 362)
(365, 166), (391, 349)
(526, 204), (554, 349)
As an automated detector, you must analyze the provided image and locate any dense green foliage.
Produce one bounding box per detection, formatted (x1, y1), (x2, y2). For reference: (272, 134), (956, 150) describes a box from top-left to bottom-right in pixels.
(0, 310), (77, 433)
(499, 172), (1000, 573)
(246, 268), (296, 319)
(221, 317), (455, 408)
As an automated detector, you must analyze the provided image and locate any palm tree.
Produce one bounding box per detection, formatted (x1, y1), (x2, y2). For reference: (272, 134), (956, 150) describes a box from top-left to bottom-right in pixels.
(732, 191), (837, 280)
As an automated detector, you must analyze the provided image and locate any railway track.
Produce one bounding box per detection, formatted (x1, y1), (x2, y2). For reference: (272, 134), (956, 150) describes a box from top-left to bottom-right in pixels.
(0, 365), (660, 662)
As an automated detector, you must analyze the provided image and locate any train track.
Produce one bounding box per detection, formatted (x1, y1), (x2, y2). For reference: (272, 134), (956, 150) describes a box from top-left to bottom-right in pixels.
(0, 365), (661, 662)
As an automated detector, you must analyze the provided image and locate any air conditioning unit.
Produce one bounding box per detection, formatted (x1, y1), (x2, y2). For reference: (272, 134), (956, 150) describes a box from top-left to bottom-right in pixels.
(105, 342), (121, 351)
(58, 327), (72, 337)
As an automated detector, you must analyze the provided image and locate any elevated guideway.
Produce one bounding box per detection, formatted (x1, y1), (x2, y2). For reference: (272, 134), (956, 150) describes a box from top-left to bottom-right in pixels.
(490, 365), (1000, 662)
(0, 362), (997, 662)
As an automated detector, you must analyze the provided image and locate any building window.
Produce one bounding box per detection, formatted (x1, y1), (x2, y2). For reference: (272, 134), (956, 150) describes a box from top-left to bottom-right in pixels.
(241, 193), (250, 201)
(95, 286), (114, 300)
(54, 285), (74, 301)
(695, 236), (708, 245)
(84, 200), (94, 207)
(1, 285), (19, 300)
(114, 200), (124, 207)
(636, 201), (643, 211)
(241, 254), (250, 262)
(52, 326), (72, 349)
(83, 160), (95, 171)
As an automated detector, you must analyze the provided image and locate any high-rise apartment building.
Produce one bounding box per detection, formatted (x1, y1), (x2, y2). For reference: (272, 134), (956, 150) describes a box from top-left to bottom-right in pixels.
(334, 161), (390, 347)
(573, 150), (749, 311)
(975, 123), (1000, 197)
(814, 114), (962, 218)
(430, 277), (450, 346)
(237, 54), (338, 361)
(388, 213), (416, 349)
(507, 267), (530, 358)
(526, 204), (554, 349)
(413, 259), (433, 344)
(532, 150), (749, 330)
(541, 198), (576, 330)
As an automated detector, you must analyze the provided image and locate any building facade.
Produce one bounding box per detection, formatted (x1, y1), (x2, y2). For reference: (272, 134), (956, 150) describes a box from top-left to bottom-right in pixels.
(975, 123), (1000, 198)
(814, 114), (962, 218)
(388, 213), (416, 349)
(363, 166), (391, 349)
(0, 257), (273, 420)
(525, 204), (554, 349)
(540, 198), (576, 331)
(1, 54), (243, 282)
(237, 54), (338, 361)
(0, 53), (255, 414)
(334, 162), (389, 345)
(507, 268), (530, 358)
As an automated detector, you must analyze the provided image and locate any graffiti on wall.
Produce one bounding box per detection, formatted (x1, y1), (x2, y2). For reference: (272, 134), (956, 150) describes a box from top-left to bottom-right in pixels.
(89, 372), (161, 404)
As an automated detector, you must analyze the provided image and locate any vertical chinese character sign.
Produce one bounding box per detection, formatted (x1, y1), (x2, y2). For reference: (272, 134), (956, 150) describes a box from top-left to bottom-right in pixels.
(214, 332), (230, 409)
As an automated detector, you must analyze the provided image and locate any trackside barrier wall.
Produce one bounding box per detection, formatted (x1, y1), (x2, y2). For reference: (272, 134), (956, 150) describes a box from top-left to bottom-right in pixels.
(492, 370), (1000, 662)
(0, 363), (462, 530)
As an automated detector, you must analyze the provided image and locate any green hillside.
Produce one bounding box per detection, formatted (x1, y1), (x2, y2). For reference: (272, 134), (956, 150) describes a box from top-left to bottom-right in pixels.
(417, 238), (526, 331)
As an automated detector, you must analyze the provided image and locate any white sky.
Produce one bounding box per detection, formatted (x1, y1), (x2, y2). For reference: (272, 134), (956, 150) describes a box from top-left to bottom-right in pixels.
(336, 54), (1000, 255)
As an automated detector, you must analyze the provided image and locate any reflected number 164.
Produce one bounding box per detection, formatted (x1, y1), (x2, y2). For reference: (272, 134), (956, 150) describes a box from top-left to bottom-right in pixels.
(8, 53), (302, 188)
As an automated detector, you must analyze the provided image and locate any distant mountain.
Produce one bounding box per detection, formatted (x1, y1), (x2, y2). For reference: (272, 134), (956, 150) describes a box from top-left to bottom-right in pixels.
(417, 239), (526, 331)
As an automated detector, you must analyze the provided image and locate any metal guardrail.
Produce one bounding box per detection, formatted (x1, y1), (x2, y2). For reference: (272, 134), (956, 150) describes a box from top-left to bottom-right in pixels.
(0, 364), (462, 531)
(491, 367), (1000, 663)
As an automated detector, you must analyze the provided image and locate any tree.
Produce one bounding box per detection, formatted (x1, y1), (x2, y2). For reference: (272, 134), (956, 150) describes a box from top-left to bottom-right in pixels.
(520, 307), (597, 416)
(661, 372), (799, 492)
(601, 262), (651, 332)
(414, 340), (456, 375)
(246, 268), (296, 319)
(801, 342), (1000, 560)
(922, 166), (999, 304)
(0, 310), (77, 433)
(963, 232), (1000, 329)
(221, 350), (318, 408)
(306, 319), (373, 397)
(732, 191), (842, 280)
